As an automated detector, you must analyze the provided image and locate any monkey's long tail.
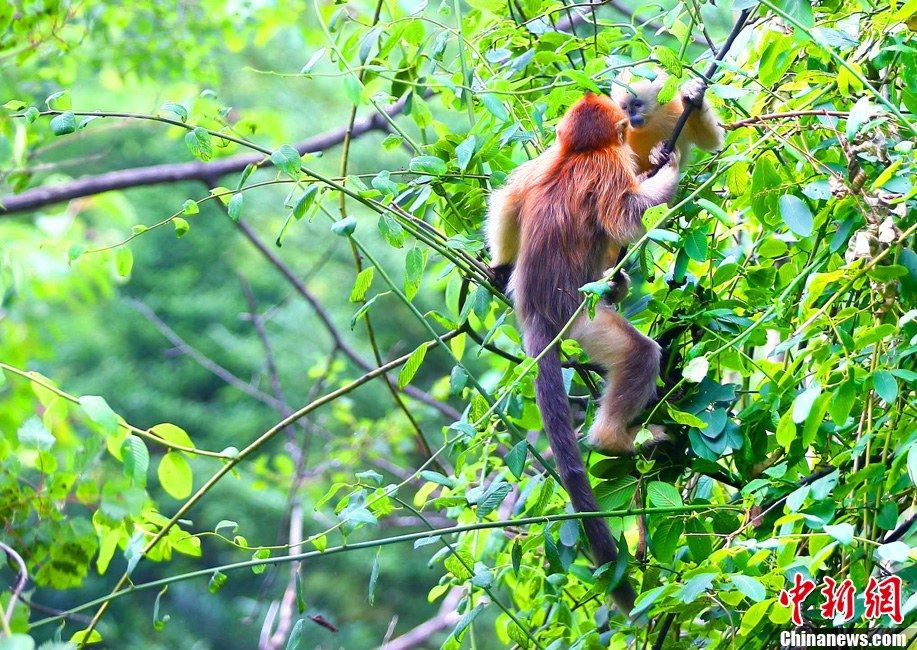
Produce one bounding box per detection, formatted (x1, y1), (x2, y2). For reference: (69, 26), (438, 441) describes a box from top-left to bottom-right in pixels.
(526, 321), (637, 616)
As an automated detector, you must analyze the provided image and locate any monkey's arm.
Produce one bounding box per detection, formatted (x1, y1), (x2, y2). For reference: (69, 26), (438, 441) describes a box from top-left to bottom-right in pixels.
(486, 183), (523, 292)
(680, 78), (724, 152)
(611, 148), (681, 245)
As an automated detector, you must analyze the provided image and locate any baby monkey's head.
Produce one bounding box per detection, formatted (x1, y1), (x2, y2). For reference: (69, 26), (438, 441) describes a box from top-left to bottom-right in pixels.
(615, 77), (665, 129)
(556, 93), (628, 154)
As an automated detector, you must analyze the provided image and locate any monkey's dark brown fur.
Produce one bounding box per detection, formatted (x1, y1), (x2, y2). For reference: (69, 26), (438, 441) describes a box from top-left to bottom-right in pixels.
(486, 93), (680, 615)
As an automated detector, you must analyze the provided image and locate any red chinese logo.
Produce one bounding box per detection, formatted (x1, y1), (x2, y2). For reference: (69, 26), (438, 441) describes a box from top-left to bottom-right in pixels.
(778, 574), (903, 626)
(863, 575), (903, 625)
(819, 577), (856, 623)
(778, 573), (816, 626)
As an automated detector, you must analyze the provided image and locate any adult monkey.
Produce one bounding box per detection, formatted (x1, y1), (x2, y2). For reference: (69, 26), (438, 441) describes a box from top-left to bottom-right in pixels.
(487, 93), (680, 614)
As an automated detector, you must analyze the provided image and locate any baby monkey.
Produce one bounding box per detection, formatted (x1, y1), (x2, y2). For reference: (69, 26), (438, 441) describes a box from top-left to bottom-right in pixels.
(613, 75), (724, 173)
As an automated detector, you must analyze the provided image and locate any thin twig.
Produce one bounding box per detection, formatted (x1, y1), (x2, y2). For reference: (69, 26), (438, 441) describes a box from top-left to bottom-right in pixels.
(0, 541), (28, 635)
(127, 298), (285, 410)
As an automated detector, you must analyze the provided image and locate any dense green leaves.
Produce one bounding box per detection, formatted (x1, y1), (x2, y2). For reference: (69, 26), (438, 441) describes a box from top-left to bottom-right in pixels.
(0, 0), (914, 647)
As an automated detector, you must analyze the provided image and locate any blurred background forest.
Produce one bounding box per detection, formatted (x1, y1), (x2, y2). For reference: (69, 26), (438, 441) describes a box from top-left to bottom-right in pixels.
(0, 0), (915, 649)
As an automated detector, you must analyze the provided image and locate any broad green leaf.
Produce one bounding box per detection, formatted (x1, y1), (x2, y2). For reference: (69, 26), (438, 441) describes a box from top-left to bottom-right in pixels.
(50, 111), (76, 135)
(779, 195), (813, 237)
(409, 155), (447, 176)
(730, 575), (766, 602)
(226, 193), (243, 221)
(184, 127), (212, 161)
(397, 344), (427, 388)
(158, 452), (193, 499)
(647, 481), (683, 509)
(349, 267), (374, 302)
(683, 356), (709, 383)
(79, 395), (119, 434)
(271, 145), (302, 178)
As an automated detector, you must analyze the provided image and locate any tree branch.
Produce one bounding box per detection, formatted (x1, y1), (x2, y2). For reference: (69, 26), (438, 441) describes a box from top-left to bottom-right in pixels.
(232, 217), (462, 421)
(0, 540), (28, 636)
(126, 298), (286, 410)
(0, 98), (407, 216)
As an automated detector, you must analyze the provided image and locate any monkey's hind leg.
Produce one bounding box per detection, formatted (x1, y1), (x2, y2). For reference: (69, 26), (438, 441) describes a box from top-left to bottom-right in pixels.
(572, 307), (664, 454)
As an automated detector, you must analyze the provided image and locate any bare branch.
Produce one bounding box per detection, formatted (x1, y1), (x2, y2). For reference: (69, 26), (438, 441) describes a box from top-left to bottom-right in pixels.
(232, 217), (462, 422)
(0, 98), (407, 216)
(378, 588), (462, 650)
(0, 540), (28, 634)
(126, 298), (286, 411)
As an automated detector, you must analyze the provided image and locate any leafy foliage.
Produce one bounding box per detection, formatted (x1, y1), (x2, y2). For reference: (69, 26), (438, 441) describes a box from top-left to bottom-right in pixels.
(0, 0), (914, 648)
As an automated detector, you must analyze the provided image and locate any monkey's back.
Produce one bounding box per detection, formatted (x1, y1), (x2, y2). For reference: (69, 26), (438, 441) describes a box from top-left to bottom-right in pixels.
(513, 149), (632, 333)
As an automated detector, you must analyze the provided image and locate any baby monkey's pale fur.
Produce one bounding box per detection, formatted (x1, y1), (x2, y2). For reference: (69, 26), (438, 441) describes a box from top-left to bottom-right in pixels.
(613, 75), (724, 173)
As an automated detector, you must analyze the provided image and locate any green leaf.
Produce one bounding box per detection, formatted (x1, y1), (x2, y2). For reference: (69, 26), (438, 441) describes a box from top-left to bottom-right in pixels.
(409, 155), (447, 176)
(371, 170), (398, 196)
(50, 111), (76, 135)
(504, 440), (527, 479)
(182, 199), (199, 215)
(684, 228), (708, 261)
(480, 93), (508, 121)
(160, 102), (188, 122)
(397, 344), (427, 388)
(331, 216), (356, 237)
(823, 523), (855, 545)
(368, 549), (381, 605)
(184, 127), (213, 161)
(739, 599), (773, 636)
(227, 193), (243, 221)
(349, 267), (374, 302)
(908, 444), (917, 487)
(667, 405), (707, 428)
(208, 570), (228, 593)
(150, 422), (194, 448)
(653, 46), (683, 75)
(285, 619), (305, 650)
(121, 435), (149, 487)
(730, 575), (766, 602)
(648, 517), (683, 563)
(647, 481), (683, 509)
(404, 247), (425, 300)
(776, 408), (796, 450)
(79, 395), (119, 434)
(751, 156), (781, 224)
(69, 629), (102, 646)
(271, 145), (302, 178)
(792, 383), (822, 423)
(115, 248), (133, 278)
(158, 452), (193, 499)
(595, 477), (638, 510)
(779, 194), (813, 237)
(476, 481), (511, 518)
(377, 213), (405, 247)
(455, 135), (476, 171)
(682, 356), (709, 383)
(872, 370), (898, 403)
(173, 217), (190, 237)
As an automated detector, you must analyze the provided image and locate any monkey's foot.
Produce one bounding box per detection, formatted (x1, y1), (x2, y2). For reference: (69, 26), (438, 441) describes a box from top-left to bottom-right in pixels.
(585, 422), (637, 456)
(490, 263), (513, 294)
(635, 425), (670, 455)
(604, 270), (631, 305)
(680, 78), (707, 108)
